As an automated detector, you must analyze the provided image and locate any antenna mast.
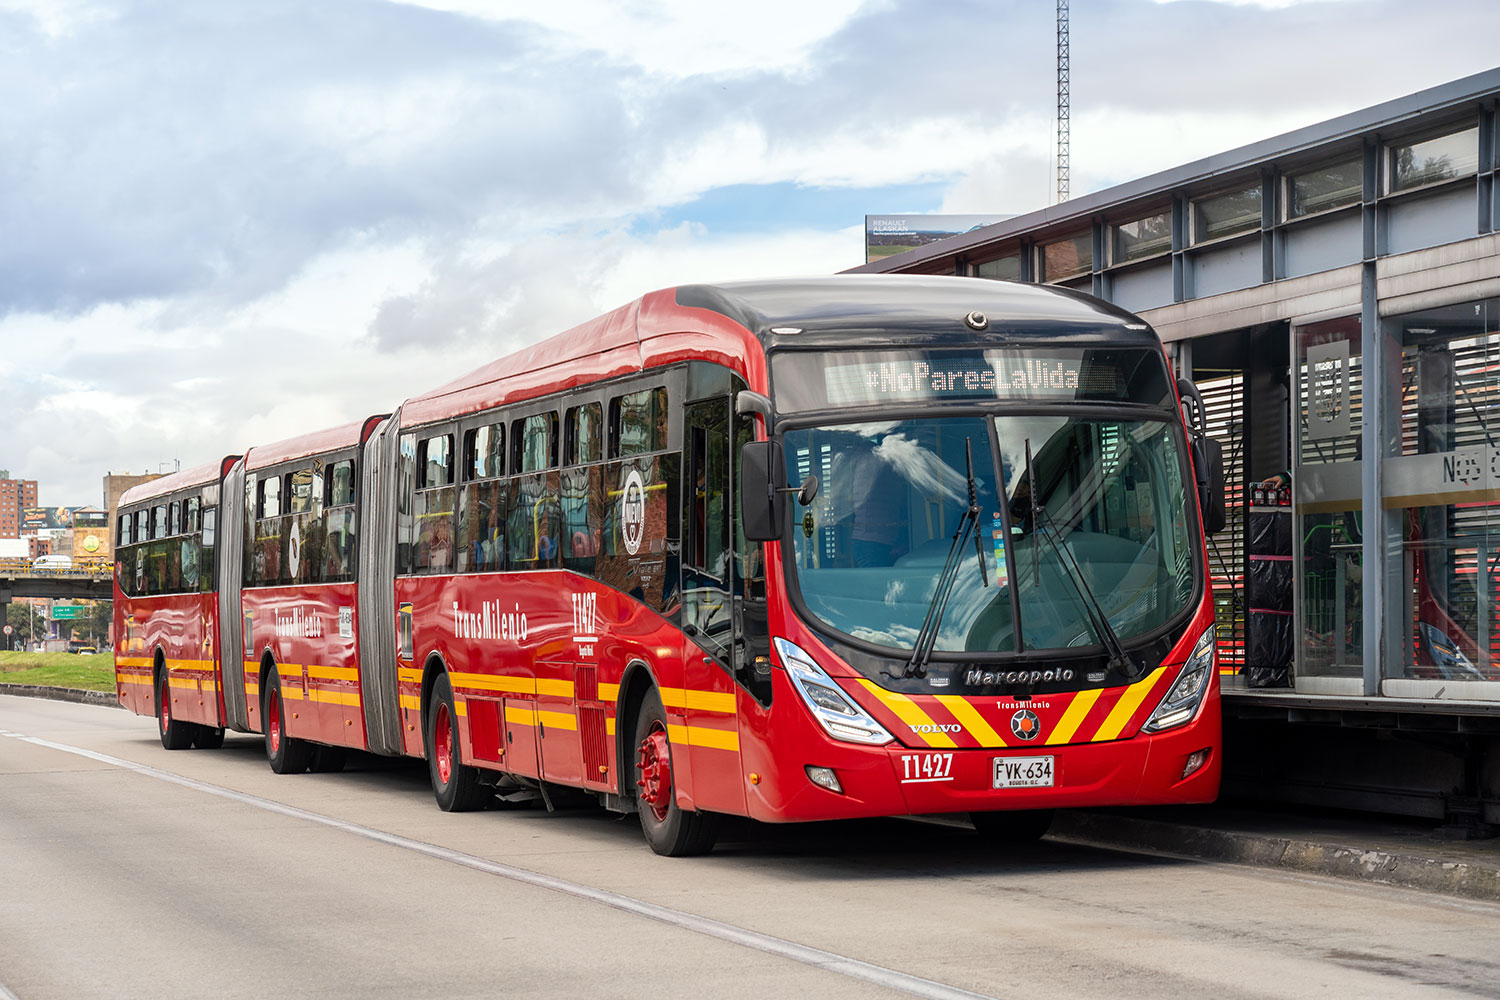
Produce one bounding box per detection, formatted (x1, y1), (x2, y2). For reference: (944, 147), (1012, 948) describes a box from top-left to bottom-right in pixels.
(1056, 0), (1070, 204)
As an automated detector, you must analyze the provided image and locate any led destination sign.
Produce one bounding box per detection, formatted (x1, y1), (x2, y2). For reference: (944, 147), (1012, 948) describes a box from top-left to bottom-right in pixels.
(772, 348), (1173, 412)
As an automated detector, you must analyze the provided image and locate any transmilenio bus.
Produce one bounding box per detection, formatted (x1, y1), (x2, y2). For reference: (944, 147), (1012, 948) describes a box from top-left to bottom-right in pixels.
(114, 275), (1225, 855)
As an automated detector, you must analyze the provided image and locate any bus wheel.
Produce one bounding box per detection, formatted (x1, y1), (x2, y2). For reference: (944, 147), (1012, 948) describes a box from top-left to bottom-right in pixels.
(970, 809), (1054, 843)
(632, 687), (719, 857)
(156, 670), (194, 751)
(264, 670), (311, 774)
(425, 673), (487, 812)
(192, 726), (225, 750)
(309, 746), (347, 773)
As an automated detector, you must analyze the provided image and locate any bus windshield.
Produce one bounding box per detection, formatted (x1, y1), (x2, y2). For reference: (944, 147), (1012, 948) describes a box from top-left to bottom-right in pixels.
(782, 413), (1197, 657)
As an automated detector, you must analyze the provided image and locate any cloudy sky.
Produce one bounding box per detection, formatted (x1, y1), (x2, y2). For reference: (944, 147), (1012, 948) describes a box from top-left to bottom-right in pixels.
(3, 0), (1498, 505)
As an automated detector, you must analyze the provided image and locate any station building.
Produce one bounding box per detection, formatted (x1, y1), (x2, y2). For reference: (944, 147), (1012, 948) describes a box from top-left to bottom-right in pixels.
(851, 68), (1500, 827)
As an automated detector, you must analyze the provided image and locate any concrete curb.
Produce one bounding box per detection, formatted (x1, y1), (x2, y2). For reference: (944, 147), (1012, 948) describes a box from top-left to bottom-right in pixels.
(0, 683), (122, 709)
(1053, 811), (1500, 903)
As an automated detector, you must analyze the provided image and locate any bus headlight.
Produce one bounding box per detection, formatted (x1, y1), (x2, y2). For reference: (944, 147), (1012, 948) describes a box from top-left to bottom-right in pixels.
(773, 637), (895, 746)
(1141, 625), (1216, 734)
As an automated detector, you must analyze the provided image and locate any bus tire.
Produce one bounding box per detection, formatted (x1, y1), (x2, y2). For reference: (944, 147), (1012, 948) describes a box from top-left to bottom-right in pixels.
(156, 669), (194, 751)
(970, 809), (1053, 843)
(263, 669), (312, 774)
(632, 687), (719, 857)
(309, 745), (347, 773)
(192, 725), (225, 750)
(425, 673), (487, 812)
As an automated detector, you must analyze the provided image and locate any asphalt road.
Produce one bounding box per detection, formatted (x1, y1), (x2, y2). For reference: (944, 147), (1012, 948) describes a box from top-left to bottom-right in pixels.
(3, 694), (1498, 1000)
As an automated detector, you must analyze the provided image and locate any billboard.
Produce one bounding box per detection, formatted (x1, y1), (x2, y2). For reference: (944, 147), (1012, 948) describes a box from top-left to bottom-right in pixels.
(21, 506), (73, 531)
(865, 214), (1012, 264)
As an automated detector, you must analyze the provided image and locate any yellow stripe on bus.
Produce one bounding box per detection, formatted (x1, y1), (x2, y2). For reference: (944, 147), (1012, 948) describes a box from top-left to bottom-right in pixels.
(115, 656), (151, 668)
(535, 678), (574, 698)
(306, 665), (358, 682)
(398, 667), (423, 684)
(450, 671), (533, 695)
(115, 673), (152, 687)
(660, 687), (736, 714)
(599, 682), (620, 703)
(1092, 667), (1168, 742)
(934, 696), (1006, 747)
(308, 690), (362, 707)
(505, 705), (537, 727)
(855, 679), (957, 749)
(667, 723), (740, 752)
(399, 694), (421, 711)
(536, 710), (577, 731)
(1047, 688), (1103, 746)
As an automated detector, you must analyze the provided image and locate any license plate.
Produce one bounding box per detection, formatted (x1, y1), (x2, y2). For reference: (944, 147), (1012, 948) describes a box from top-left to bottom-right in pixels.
(992, 755), (1055, 789)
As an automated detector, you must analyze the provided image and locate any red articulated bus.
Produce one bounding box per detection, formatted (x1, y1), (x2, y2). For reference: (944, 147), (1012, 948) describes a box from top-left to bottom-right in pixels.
(115, 275), (1224, 855)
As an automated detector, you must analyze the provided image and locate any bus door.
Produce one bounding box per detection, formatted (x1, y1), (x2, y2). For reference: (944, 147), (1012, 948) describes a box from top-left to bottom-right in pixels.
(679, 398), (748, 816)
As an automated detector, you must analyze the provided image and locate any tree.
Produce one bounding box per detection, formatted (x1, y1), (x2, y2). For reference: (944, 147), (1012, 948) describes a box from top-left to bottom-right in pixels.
(5, 602), (46, 650)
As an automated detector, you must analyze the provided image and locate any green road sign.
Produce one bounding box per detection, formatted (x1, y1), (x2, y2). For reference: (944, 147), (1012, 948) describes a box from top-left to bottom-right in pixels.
(51, 605), (85, 620)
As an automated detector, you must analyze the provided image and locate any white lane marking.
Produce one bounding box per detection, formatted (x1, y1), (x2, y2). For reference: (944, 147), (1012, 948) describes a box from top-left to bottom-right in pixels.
(0, 980), (20, 1000)
(0, 729), (999, 1000)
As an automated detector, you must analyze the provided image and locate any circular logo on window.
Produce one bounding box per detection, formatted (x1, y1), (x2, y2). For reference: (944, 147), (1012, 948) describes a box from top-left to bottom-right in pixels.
(288, 520), (301, 578)
(1010, 708), (1041, 741)
(620, 468), (646, 556)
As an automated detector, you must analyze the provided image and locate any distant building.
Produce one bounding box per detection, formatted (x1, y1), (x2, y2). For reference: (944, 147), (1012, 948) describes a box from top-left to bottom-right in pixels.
(0, 471), (39, 539)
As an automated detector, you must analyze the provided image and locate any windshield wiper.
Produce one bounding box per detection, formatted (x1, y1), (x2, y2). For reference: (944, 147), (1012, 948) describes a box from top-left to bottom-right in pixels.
(903, 439), (988, 679)
(1024, 437), (1139, 680)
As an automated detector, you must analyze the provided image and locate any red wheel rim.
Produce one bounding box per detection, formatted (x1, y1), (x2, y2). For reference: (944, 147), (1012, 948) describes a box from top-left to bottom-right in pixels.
(435, 702), (453, 786)
(635, 722), (672, 822)
(158, 680), (169, 733)
(268, 688), (282, 755)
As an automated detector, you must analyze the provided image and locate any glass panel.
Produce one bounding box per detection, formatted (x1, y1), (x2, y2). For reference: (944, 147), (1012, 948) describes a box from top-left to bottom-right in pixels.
(974, 255), (1021, 281)
(560, 466), (602, 575)
(567, 403), (603, 465)
(1193, 185), (1261, 243)
(615, 388), (667, 456)
(287, 468), (314, 514)
(466, 425), (504, 480)
(324, 507), (356, 581)
(329, 460), (355, 507)
(516, 414), (554, 472)
(1112, 211), (1172, 263)
(1294, 315), (1364, 678)
(259, 477), (280, 520)
(457, 479), (508, 573)
(421, 435), (452, 487)
(784, 415), (1195, 657)
(506, 473), (560, 567)
(1386, 297), (1500, 682)
(1288, 158), (1362, 218)
(413, 485), (456, 574)
(1040, 233), (1092, 282)
(153, 505), (168, 539)
(1390, 127), (1480, 192)
(998, 415), (1195, 651)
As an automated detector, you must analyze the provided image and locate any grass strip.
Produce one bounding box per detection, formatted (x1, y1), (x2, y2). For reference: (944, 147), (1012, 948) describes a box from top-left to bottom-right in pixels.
(0, 651), (116, 692)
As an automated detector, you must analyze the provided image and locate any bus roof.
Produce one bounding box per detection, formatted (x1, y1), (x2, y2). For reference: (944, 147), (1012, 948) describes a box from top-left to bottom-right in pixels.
(399, 275), (1152, 428)
(675, 275), (1156, 347)
(119, 460), (225, 508)
(244, 421), (364, 472)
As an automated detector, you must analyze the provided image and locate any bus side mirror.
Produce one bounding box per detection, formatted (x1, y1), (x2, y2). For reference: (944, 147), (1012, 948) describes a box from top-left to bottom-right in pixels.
(740, 440), (786, 542)
(1193, 436), (1227, 535)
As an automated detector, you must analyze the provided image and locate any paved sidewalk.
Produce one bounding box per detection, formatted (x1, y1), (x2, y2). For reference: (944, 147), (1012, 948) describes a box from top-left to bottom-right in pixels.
(1054, 803), (1500, 902)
